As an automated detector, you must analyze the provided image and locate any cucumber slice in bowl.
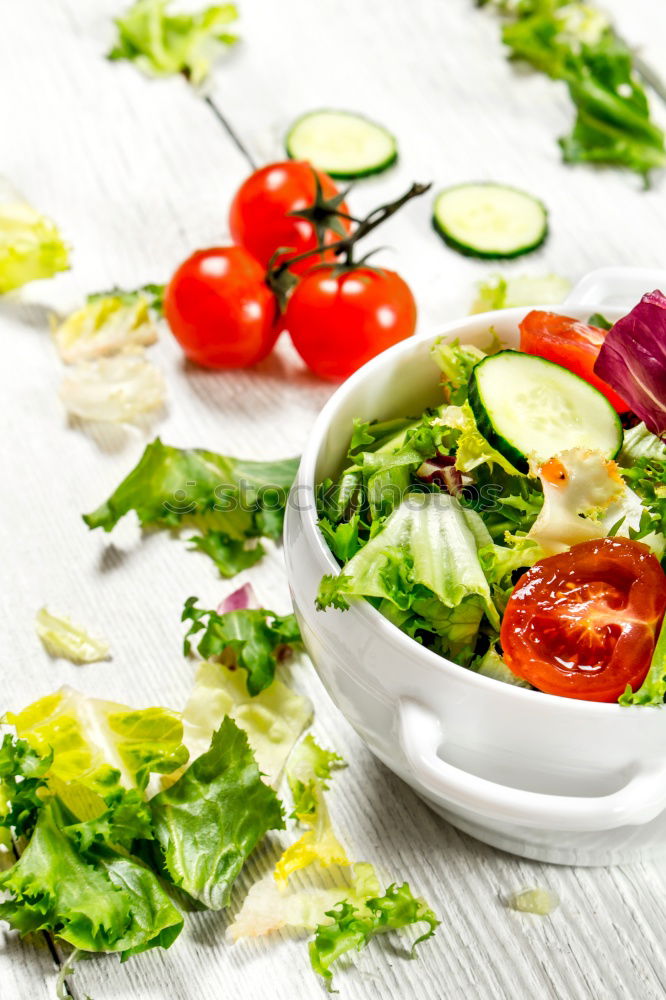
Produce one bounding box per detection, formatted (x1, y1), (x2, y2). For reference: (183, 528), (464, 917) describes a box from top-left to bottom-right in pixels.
(433, 183), (548, 258)
(469, 351), (623, 472)
(285, 109), (398, 179)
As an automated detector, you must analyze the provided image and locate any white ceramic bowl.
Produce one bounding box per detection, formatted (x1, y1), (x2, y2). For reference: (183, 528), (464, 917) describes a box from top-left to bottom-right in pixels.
(284, 267), (666, 866)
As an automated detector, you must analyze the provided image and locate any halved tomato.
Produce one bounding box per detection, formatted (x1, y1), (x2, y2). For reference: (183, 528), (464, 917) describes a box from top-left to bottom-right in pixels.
(500, 537), (666, 702)
(519, 310), (630, 413)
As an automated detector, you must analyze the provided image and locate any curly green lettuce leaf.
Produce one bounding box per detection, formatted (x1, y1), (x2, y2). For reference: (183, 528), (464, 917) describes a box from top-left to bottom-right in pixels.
(0, 797), (182, 957)
(109, 0), (238, 86)
(5, 686), (187, 798)
(0, 736), (52, 840)
(52, 288), (161, 364)
(83, 439), (298, 577)
(35, 607), (110, 664)
(470, 273), (571, 314)
(318, 493), (499, 631)
(287, 734), (345, 821)
(149, 718), (284, 909)
(492, 0), (666, 180)
(619, 618), (666, 706)
(65, 788), (154, 852)
(430, 339), (487, 404)
(181, 659), (312, 786)
(619, 457), (666, 554)
(439, 402), (524, 476)
(181, 597), (302, 696)
(0, 183), (69, 294)
(309, 883), (439, 989)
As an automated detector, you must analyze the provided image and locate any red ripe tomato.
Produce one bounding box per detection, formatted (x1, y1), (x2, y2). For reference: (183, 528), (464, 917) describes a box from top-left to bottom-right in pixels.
(285, 266), (417, 380)
(164, 246), (279, 369)
(500, 537), (666, 703)
(519, 310), (630, 412)
(229, 161), (351, 276)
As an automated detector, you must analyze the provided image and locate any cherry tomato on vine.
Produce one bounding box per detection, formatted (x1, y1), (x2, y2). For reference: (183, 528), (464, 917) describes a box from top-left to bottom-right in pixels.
(229, 161), (352, 276)
(284, 265), (417, 380)
(519, 310), (630, 413)
(500, 537), (666, 703)
(164, 246), (279, 369)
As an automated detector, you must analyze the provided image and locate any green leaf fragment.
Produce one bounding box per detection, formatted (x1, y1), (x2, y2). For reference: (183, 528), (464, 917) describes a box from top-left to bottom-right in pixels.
(181, 597), (302, 695)
(109, 0), (239, 87)
(150, 718), (284, 909)
(309, 883), (440, 988)
(82, 438), (299, 577)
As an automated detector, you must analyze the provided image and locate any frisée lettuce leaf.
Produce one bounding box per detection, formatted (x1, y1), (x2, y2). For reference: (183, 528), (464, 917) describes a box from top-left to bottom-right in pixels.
(309, 883), (440, 989)
(83, 438), (299, 578)
(109, 0), (239, 86)
(181, 597), (302, 695)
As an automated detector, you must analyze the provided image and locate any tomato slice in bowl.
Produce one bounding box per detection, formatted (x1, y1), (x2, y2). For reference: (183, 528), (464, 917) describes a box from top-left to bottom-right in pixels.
(500, 537), (666, 702)
(519, 310), (630, 413)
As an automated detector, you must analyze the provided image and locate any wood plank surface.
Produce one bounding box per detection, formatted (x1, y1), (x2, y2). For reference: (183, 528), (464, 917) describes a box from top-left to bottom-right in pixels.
(1, 1), (666, 997)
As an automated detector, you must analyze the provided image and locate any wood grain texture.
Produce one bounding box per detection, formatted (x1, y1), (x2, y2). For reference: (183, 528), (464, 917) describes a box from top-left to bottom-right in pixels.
(1, 0), (666, 998)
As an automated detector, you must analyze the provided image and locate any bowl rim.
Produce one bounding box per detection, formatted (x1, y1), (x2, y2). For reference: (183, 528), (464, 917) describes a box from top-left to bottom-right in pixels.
(293, 302), (657, 717)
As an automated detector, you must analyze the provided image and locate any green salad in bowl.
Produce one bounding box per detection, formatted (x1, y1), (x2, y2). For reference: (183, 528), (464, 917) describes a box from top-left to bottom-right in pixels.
(315, 293), (666, 706)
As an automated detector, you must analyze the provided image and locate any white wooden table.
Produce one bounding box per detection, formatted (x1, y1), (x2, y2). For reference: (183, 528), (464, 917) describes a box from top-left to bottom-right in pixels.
(2, 1), (666, 997)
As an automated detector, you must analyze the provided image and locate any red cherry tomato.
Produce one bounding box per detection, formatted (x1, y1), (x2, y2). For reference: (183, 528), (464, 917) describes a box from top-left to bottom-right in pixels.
(285, 266), (417, 380)
(229, 161), (351, 276)
(164, 246), (279, 369)
(519, 310), (630, 413)
(500, 537), (666, 702)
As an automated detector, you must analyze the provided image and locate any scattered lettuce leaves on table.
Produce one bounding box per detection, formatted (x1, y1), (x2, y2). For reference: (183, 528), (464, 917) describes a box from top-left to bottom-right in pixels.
(594, 291), (666, 440)
(274, 736), (348, 884)
(52, 287), (161, 364)
(149, 718), (284, 909)
(109, 0), (239, 87)
(59, 352), (166, 425)
(35, 607), (110, 664)
(182, 597), (302, 695)
(309, 883), (440, 990)
(228, 862), (381, 941)
(0, 796), (183, 957)
(82, 439), (299, 578)
(181, 659), (312, 786)
(5, 685), (187, 799)
(482, 0), (666, 181)
(0, 181), (69, 294)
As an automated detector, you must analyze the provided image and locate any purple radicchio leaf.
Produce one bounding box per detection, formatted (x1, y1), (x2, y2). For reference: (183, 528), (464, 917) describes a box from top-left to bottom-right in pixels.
(216, 582), (259, 614)
(593, 290), (666, 440)
(416, 454), (472, 496)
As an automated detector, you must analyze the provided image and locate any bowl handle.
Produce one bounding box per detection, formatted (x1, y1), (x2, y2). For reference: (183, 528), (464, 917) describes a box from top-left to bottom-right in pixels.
(563, 266), (666, 312)
(399, 698), (666, 832)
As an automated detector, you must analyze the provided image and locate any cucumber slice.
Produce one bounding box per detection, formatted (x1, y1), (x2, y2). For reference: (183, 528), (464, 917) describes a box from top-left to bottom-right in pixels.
(285, 110), (398, 179)
(469, 350), (623, 471)
(433, 183), (548, 259)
